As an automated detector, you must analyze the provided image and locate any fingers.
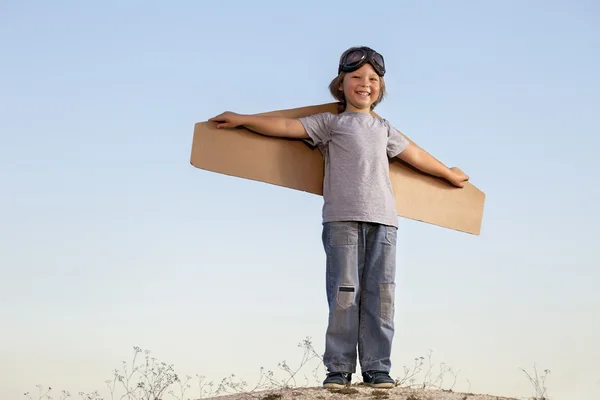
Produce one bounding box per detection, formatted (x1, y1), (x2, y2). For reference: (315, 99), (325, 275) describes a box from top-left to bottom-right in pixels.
(209, 111), (241, 129)
(213, 121), (231, 129)
(209, 113), (230, 129)
(208, 117), (224, 127)
(451, 179), (463, 188)
(451, 166), (469, 182)
(451, 175), (468, 188)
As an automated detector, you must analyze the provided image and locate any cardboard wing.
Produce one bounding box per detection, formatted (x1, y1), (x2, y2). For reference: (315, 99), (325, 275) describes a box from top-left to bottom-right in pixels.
(190, 103), (485, 235)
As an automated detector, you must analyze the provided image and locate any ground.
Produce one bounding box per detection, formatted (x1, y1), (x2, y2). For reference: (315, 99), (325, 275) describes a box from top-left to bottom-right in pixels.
(204, 384), (525, 400)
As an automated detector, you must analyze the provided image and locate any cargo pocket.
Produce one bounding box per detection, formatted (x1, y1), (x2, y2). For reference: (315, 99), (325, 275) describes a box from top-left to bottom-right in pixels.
(328, 222), (358, 247)
(336, 286), (355, 309)
(380, 283), (395, 323)
(385, 226), (397, 245)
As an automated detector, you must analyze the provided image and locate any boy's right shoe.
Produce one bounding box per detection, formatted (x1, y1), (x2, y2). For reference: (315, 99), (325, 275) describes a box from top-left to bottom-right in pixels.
(323, 372), (352, 389)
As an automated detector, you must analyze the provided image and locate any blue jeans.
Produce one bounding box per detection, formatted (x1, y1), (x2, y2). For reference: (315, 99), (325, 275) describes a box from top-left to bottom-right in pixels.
(321, 221), (397, 374)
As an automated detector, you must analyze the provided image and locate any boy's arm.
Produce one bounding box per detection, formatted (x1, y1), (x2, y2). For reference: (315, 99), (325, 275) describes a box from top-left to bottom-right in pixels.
(209, 112), (309, 139)
(395, 142), (469, 188)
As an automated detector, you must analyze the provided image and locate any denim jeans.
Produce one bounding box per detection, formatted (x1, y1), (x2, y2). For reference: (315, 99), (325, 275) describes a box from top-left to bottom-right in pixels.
(321, 221), (397, 374)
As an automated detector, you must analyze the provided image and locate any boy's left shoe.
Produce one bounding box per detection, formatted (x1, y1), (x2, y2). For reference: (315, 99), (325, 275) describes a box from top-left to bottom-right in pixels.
(362, 370), (395, 388)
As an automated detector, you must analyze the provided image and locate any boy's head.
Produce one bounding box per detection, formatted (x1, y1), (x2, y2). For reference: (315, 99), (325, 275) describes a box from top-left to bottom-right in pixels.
(329, 46), (387, 113)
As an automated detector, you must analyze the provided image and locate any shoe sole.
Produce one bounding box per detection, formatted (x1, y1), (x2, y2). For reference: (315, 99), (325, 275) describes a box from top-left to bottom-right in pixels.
(323, 383), (350, 389)
(366, 382), (395, 389)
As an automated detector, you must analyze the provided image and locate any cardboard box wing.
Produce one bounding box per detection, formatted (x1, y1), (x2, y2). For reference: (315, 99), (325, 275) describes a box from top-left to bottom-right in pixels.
(190, 103), (485, 235)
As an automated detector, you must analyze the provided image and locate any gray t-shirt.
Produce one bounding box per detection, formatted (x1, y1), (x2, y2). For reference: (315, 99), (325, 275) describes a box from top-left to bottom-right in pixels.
(299, 111), (409, 228)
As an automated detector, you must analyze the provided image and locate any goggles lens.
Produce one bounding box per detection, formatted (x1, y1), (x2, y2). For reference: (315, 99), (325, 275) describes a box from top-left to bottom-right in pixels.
(339, 47), (385, 76)
(345, 49), (365, 66)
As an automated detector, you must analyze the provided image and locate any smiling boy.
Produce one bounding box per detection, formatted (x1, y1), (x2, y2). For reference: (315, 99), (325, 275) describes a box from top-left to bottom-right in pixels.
(210, 46), (468, 389)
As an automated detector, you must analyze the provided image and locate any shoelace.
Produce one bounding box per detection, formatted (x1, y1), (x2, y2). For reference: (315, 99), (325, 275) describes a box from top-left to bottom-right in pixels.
(364, 371), (389, 380)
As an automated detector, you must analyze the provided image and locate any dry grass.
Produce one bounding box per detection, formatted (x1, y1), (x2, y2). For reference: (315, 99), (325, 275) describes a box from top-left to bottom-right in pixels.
(22, 338), (552, 400)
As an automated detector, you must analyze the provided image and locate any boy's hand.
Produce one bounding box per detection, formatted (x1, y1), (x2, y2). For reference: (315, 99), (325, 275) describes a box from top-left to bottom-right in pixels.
(447, 167), (469, 188)
(209, 112), (246, 129)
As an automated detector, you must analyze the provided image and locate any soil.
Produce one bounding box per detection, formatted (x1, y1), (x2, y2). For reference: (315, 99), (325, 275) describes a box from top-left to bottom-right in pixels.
(203, 384), (525, 400)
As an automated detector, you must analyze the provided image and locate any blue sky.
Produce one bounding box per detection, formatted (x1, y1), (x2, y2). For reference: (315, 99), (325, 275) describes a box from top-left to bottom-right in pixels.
(1, 1), (599, 399)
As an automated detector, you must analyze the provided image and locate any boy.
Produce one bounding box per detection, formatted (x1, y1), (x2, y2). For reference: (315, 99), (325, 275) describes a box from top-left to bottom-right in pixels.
(210, 46), (468, 389)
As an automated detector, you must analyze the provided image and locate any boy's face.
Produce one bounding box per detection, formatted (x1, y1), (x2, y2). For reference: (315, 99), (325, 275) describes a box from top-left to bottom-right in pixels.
(339, 63), (381, 113)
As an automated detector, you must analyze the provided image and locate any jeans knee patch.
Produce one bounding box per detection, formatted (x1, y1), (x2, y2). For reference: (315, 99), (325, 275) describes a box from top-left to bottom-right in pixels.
(380, 283), (395, 323)
(336, 286), (355, 309)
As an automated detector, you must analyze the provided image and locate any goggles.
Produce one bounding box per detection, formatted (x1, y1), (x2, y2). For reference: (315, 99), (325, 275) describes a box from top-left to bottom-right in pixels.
(338, 47), (386, 77)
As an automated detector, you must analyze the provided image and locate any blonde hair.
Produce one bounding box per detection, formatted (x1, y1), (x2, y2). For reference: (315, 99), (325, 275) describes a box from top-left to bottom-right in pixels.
(328, 71), (387, 113)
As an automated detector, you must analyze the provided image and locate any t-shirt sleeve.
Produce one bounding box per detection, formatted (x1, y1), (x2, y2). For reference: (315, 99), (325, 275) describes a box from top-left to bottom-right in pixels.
(384, 119), (410, 158)
(298, 112), (333, 147)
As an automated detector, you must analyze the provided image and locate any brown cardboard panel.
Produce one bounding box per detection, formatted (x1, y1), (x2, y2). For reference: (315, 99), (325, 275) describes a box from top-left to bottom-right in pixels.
(190, 103), (485, 235)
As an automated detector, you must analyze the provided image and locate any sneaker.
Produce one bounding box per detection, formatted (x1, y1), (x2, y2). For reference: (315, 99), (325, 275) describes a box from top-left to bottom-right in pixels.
(323, 372), (352, 389)
(362, 370), (395, 388)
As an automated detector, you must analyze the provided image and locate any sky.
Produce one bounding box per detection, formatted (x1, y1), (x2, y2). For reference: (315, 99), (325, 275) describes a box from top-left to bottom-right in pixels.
(1, 1), (599, 399)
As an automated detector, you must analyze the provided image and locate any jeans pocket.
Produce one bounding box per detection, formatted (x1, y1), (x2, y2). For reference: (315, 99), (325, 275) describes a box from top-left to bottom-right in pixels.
(380, 283), (395, 323)
(336, 286), (355, 309)
(385, 226), (397, 245)
(328, 222), (358, 247)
